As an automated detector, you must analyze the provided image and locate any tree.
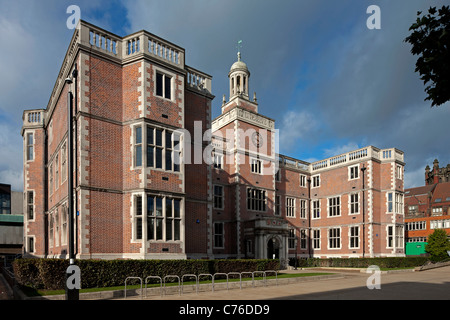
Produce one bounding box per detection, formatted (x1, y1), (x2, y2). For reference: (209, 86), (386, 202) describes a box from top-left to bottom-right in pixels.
(404, 6), (450, 107)
(425, 229), (450, 262)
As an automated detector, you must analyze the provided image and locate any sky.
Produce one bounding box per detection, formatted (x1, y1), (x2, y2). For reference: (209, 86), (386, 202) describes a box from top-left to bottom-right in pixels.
(0, 0), (449, 192)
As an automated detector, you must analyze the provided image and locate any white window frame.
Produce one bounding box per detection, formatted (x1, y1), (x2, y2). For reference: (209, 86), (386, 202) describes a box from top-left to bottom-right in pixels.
(328, 227), (341, 249)
(300, 174), (306, 187)
(251, 158), (262, 174)
(300, 199), (307, 219)
(155, 69), (174, 101)
(312, 199), (320, 219)
(349, 226), (360, 249)
(312, 229), (321, 250)
(348, 164), (359, 180)
(349, 193), (359, 215)
(328, 196), (341, 217)
(312, 174), (320, 188)
(286, 197), (295, 218)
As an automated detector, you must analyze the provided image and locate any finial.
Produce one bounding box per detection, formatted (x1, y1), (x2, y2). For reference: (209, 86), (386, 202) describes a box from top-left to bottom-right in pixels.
(237, 40), (242, 61)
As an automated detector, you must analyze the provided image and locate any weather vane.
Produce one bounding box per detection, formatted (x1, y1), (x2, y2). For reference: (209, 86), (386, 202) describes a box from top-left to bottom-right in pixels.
(236, 40), (243, 61)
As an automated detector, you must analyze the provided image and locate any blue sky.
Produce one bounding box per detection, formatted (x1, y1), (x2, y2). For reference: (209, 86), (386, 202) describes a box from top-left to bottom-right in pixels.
(0, 0), (449, 191)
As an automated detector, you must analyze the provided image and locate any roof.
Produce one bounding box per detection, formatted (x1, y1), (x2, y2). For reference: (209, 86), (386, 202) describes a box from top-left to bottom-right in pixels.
(431, 182), (450, 204)
(404, 184), (437, 197)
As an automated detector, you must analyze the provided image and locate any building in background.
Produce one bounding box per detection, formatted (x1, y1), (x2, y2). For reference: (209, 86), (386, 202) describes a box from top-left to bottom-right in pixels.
(22, 21), (405, 262)
(0, 183), (23, 255)
(405, 161), (450, 255)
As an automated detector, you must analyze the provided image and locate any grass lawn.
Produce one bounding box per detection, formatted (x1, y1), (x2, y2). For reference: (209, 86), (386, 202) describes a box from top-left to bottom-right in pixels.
(21, 272), (334, 297)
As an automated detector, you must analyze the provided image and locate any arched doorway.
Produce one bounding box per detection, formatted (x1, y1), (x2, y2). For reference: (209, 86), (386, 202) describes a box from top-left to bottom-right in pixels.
(267, 237), (280, 259)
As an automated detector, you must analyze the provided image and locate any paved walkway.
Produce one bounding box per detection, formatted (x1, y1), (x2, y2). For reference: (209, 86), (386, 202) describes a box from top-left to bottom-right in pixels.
(122, 266), (450, 300)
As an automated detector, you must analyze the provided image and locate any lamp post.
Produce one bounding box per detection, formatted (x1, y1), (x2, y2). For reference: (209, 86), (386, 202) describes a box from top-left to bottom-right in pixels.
(65, 68), (79, 300)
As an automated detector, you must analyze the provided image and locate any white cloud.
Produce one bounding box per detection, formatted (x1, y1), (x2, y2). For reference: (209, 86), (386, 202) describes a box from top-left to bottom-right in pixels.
(323, 142), (361, 158)
(278, 110), (318, 151)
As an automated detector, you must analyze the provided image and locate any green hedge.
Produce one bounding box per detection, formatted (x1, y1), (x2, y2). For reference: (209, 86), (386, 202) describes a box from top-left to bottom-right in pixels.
(13, 259), (279, 290)
(295, 257), (428, 269)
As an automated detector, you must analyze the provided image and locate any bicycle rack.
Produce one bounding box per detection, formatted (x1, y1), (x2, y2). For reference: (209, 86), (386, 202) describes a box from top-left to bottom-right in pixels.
(124, 277), (143, 299)
(213, 273), (229, 291)
(240, 272), (254, 287)
(164, 275), (181, 296)
(181, 274), (198, 294)
(145, 276), (163, 297)
(263, 270), (278, 286)
(197, 273), (213, 292)
(252, 271), (265, 287)
(227, 272), (242, 289)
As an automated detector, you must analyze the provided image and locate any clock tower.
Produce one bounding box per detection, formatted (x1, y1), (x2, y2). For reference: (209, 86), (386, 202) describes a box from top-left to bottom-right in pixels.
(211, 48), (286, 260)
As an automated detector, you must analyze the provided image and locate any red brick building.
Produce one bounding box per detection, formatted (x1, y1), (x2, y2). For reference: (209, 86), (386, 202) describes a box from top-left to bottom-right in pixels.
(405, 161), (450, 244)
(22, 21), (406, 262)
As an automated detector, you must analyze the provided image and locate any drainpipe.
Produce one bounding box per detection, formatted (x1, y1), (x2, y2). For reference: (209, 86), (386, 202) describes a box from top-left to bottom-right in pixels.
(361, 165), (366, 258)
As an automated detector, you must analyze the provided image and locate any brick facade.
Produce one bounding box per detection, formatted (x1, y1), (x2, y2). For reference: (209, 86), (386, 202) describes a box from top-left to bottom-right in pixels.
(22, 21), (405, 262)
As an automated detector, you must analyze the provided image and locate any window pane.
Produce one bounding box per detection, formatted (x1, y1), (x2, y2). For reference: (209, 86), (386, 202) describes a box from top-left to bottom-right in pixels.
(166, 219), (172, 240)
(165, 76), (171, 99)
(156, 73), (163, 96)
(135, 126), (142, 144)
(147, 217), (154, 240)
(166, 150), (172, 170)
(156, 219), (163, 240)
(136, 217), (142, 239)
(166, 131), (172, 149)
(147, 127), (154, 145)
(156, 129), (163, 146)
(156, 197), (163, 216)
(166, 198), (172, 217)
(174, 219), (180, 240)
(135, 146), (142, 167)
(147, 146), (154, 167)
(147, 196), (154, 216)
(156, 148), (162, 168)
(174, 199), (180, 218)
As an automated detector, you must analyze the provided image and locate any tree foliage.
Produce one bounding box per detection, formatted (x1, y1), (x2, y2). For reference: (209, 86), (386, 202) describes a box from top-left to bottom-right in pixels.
(404, 6), (450, 107)
(425, 229), (450, 262)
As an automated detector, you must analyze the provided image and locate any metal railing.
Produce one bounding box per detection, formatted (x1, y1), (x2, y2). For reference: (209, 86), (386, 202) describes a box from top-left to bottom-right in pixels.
(124, 270), (279, 299)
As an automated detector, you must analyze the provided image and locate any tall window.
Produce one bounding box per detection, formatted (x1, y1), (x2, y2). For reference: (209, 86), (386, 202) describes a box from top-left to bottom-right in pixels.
(49, 163), (53, 194)
(312, 175), (320, 188)
(349, 226), (359, 248)
(329, 228), (341, 249)
(27, 191), (34, 220)
(387, 192), (393, 213)
(312, 229), (320, 249)
(213, 153), (223, 169)
(55, 154), (59, 190)
(313, 200), (320, 219)
(62, 142), (67, 182)
(214, 222), (224, 248)
(156, 72), (172, 99)
(251, 158), (262, 174)
(275, 195), (281, 216)
(247, 188), (266, 211)
(349, 165), (359, 180)
(288, 229), (296, 249)
(146, 195), (181, 241)
(328, 197), (341, 217)
(387, 225), (394, 248)
(135, 195), (143, 240)
(61, 205), (67, 245)
(135, 126), (143, 167)
(286, 197), (295, 217)
(395, 225), (404, 248)
(300, 175), (306, 187)
(214, 185), (224, 209)
(300, 199), (307, 218)
(300, 229), (307, 249)
(26, 132), (34, 161)
(350, 193), (359, 214)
